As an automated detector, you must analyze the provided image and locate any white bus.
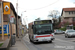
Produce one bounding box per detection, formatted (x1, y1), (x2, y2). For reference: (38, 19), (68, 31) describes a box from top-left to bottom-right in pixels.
(28, 20), (55, 43)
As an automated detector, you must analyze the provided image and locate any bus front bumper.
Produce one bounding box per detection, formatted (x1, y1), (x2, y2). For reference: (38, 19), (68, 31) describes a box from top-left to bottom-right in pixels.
(33, 38), (55, 42)
(51, 38), (55, 40)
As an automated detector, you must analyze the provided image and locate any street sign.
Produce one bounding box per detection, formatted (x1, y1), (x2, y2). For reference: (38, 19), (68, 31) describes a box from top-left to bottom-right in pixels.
(10, 16), (14, 23)
(3, 2), (10, 14)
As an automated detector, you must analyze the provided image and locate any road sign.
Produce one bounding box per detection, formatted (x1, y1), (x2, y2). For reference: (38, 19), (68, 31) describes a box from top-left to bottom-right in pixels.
(10, 16), (14, 23)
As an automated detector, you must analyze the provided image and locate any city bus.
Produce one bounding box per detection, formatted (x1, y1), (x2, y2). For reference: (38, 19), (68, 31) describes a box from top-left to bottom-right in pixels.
(28, 20), (55, 43)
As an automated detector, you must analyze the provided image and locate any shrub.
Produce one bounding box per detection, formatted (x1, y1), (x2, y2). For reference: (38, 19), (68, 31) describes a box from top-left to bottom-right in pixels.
(0, 43), (3, 47)
(59, 27), (66, 31)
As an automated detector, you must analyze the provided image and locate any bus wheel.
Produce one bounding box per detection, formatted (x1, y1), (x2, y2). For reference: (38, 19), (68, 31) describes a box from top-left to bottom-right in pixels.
(29, 39), (32, 42)
(29, 36), (32, 42)
(49, 41), (52, 43)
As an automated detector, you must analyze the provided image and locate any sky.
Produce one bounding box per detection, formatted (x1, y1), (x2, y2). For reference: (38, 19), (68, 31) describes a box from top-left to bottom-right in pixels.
(4, 0), (75, 26)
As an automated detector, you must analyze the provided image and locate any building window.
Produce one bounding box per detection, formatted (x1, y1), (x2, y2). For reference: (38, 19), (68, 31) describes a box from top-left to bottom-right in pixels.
(73, 17), (75, 21)
(69, 11), (75, 14)
(64, 17), (69, 19)
(72, 11), (73, 14)
(69, 12), (70, 14)
(73, 11), (75, 14)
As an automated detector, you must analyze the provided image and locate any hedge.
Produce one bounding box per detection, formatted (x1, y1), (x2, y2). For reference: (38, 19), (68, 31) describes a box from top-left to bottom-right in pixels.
(59, 27), (66, 31)
(59, 26), (75, 31)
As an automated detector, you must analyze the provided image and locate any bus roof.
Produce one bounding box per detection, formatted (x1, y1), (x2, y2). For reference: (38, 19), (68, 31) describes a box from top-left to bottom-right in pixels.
(28, 19), (52, 25)
(34, 19), (52, 22)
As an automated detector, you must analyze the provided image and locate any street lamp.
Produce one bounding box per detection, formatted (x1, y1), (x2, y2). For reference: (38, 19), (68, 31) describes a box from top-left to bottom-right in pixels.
(21, 11), (26, 25)
(21, 11), (27, 36)
(21, 11), (26, 17)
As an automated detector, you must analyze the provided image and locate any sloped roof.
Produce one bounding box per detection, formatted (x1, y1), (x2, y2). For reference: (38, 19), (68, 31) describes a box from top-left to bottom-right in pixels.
(2, 1), (20, 19)
(63, 7), (75, 11)
(61, 7), (75, 16)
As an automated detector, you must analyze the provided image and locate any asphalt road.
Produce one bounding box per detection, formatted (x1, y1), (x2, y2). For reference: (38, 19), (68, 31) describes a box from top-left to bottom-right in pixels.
(23, 34), (75, 50)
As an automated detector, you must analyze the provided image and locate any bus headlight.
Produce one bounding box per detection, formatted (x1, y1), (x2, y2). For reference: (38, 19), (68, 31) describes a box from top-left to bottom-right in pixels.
(34, 38), (37, 40)
(52, 33), (54, 36)
(50, 34), (54, 38)
(34, 36), (36, 38)
(34, 36), (37, 40)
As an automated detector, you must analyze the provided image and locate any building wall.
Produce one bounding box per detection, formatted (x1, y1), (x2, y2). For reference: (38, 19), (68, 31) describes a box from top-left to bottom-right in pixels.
(22, 25), (27, 35)
(61, 10), (75, 28)
(63, 11), (75, 17)
(63, 17), (73, 23)
(61, 11), (75, 23)
(0, 2), (16, 41)
(10, 9), (16, 35)
(61, 16), (63, 22)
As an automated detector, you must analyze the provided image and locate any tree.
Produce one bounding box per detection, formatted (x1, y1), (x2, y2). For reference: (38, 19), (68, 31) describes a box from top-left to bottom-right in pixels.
(48, 10), (60, 18)
(35, 17), (41, 21)
(53, 17), (61, 29)
(48, 10), (60, 29)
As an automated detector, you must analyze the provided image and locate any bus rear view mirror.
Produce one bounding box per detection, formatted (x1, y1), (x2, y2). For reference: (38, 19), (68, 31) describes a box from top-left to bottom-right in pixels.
(53, 23), (54, 26)
(32, 25), (34, 29)
(50, 30), (52, 32)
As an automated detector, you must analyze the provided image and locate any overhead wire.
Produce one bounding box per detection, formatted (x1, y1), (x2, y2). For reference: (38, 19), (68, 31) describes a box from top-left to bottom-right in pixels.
(18, 0), (59, 10)
(20, 0), (59, 24)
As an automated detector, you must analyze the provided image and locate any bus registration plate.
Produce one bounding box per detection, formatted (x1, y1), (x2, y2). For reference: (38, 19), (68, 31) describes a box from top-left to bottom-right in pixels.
(42, 39), (47, 41)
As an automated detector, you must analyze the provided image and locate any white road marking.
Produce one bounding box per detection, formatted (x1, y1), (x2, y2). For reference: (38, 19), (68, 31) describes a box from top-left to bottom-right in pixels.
(70, 40), (75, 42)
(23, 34), (75, 50)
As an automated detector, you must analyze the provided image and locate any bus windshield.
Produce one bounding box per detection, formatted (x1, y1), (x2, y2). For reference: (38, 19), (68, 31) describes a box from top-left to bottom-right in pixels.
(34, 24), (53, 34)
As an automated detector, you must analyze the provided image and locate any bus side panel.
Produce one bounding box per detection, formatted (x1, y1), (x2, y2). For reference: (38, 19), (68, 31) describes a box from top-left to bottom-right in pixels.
(28, 22), (34, 41)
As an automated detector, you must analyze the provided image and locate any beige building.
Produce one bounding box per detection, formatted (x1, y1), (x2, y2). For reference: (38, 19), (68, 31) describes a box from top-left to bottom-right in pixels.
(18, 18), (22, 36)
(22, 25), (27, 36)
(0, 1), (20, 41)
(61, 7), (75, 27)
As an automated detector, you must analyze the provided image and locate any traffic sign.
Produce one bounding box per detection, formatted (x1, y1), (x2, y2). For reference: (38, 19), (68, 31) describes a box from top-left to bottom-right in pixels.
(10, 16), (14, 23)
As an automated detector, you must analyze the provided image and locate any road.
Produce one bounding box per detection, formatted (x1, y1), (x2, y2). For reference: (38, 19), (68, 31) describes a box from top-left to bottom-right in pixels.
(22, 34), (75, 50)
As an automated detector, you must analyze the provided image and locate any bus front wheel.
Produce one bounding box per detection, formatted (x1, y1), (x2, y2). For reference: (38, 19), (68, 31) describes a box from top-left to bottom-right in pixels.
(49, 41), (52, 43)
(30, 39), (32, 42)
(29, 36), (32, 42)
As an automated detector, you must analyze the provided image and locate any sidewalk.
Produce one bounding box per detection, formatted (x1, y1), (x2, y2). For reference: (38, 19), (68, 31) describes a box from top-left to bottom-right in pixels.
(9, 37), (28, 50)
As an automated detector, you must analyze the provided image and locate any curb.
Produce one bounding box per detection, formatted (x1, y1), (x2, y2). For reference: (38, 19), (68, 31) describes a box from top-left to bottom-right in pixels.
(21, 39), (29, 50)
(0, 39), (11, 50)
(21, 37), (30, 50)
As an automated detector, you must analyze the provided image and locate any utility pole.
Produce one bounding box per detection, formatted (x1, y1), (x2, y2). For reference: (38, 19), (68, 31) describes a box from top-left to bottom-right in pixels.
(21, 11), (27, 36)
(1, 1), (4, 40)
(21, 11), (26, 26)
(16, 0), (19, 37)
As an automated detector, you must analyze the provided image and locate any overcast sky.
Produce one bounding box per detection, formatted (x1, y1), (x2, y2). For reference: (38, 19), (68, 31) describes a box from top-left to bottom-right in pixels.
(4, 0), (75, 26)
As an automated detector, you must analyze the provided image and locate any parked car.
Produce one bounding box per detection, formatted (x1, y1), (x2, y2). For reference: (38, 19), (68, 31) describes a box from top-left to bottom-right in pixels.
(63, 31), (65, 33)
(65, 30), (75, 38)
(54, 29), (64, 34)
(65, 29), (74, 34)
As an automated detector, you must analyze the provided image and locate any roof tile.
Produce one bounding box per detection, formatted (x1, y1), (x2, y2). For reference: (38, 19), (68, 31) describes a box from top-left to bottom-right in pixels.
(63, 8), (75, 11)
